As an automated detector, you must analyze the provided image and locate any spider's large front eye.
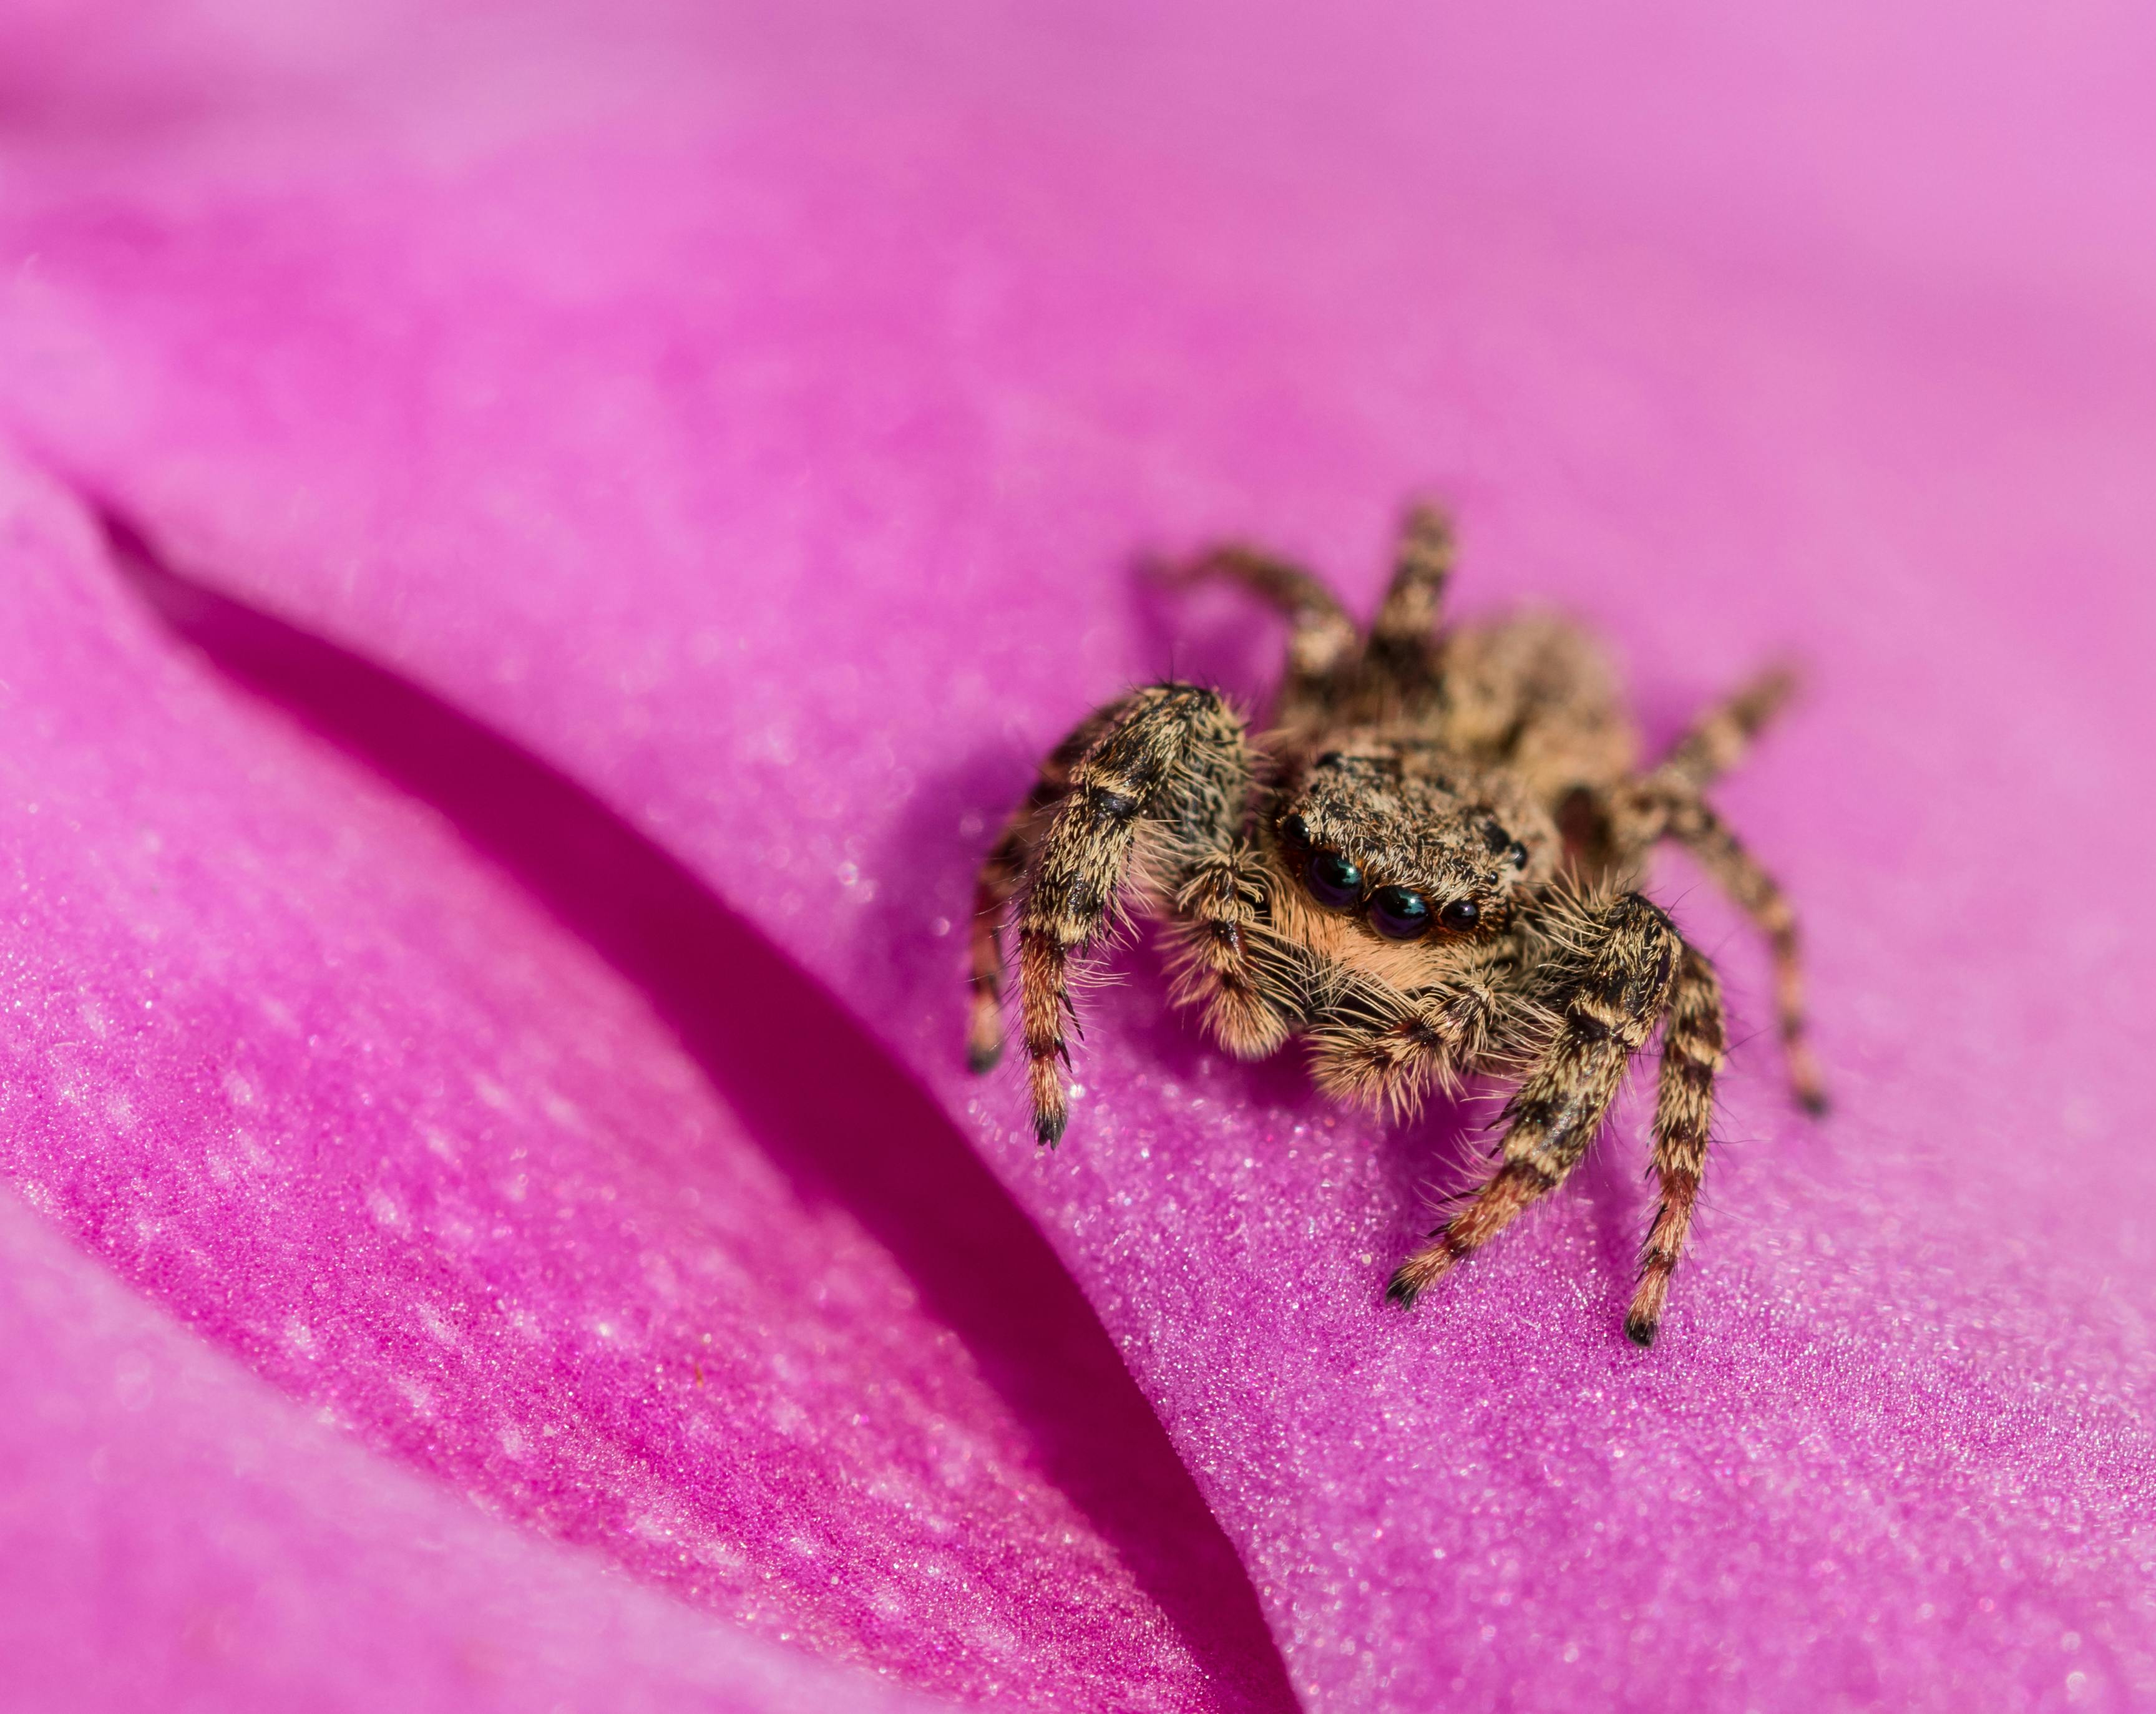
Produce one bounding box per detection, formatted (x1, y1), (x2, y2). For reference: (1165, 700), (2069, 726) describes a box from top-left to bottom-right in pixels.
(1369, 886), (1432, 940)
(1438, 899), (1481, 933)
(1306, 849), (1363, 908)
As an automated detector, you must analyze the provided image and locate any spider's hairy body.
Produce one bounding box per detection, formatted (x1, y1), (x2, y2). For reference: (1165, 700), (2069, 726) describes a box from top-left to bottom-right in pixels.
(968, 505), (1821, 1346)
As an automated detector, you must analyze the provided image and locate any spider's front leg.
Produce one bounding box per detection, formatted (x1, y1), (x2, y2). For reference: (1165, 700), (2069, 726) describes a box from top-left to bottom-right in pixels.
(1385, 894), (1689, 1320)
(983, 684), (1262, 1145)
(967, 703), (1123, 1072)
(1627, 944), (1725, 1345)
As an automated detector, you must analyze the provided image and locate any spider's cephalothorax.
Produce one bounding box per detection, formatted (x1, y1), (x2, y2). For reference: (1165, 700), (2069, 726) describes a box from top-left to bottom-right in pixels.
(967, 505), (1824, 1346)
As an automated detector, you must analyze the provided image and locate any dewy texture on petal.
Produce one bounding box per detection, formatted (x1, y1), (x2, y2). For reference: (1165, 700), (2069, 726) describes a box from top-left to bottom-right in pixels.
(4, 3), (2156, 1711)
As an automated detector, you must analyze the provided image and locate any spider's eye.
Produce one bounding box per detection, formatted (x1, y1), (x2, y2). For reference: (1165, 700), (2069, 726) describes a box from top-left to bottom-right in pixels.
(1438, 899), (1481, 933)
(1369, 886), (1432, 940)
(1305, 849), (1363, 908)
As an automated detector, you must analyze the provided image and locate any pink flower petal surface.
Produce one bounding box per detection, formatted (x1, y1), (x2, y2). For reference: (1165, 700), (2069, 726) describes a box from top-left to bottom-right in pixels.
(0, 460), (1286, 1709)
(4, 4), (2155, 1711)
(0, 1099), (943, 1714)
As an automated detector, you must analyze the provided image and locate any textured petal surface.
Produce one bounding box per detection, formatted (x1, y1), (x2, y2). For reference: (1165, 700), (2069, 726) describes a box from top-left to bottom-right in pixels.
(0, 1136), (945, 1714)
(4, 4), (2155, 1712)
(0, 455), (1287, 1709)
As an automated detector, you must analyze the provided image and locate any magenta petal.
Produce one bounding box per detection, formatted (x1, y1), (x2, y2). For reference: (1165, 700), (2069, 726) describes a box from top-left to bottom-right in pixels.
(0, 1173), (949, 1713)
(0, 465), (1288, 1709)
(6, 6), (2156, 1711)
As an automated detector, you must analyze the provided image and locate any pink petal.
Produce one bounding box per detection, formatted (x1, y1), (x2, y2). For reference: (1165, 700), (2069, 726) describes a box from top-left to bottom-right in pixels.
(4, 4), (2155, 1710)
(0, 459), (1284, 1708)
(0, 1147), (946, 1713)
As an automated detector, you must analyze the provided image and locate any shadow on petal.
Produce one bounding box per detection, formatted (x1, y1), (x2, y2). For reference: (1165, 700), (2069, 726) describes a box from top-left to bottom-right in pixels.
(92, 496), (1301, 1714)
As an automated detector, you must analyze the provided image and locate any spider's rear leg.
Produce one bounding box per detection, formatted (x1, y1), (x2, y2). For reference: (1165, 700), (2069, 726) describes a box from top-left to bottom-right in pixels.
(1387, 893), (1681, 1308)
(1168, 543), (1358, 727)
(1360, 501), (1456, 701)
(1015, 684), (1257, 1144)
(1662, 797), (1825, 1115)
(1627, 945), (1727, 1346)
(1604, 769), (1825, 1116)
(1659, 664), (1800, 794)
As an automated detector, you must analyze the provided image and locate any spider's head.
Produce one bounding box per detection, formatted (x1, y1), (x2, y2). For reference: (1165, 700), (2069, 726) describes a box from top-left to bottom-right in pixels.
(1269, 744), (1559, 964)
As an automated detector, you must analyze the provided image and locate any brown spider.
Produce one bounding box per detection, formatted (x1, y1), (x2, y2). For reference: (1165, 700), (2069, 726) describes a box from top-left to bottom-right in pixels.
(966, 505), (1823, 1346)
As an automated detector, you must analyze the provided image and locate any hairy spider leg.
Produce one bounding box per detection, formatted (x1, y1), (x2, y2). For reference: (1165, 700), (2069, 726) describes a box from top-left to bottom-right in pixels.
(1627, 944), (1727, 1345)
(1169, 543), (1359, 728)
(1016, 684), (1257, 1144)
(1658, 663), (1800, 794)
(967, 701), (1128, 1071)
(1605, 679), (1825, 1119)
(1641, 793), (1827, 1116)
(1387, 893), (1682, 1306)
(1358, 501), (1456, 705)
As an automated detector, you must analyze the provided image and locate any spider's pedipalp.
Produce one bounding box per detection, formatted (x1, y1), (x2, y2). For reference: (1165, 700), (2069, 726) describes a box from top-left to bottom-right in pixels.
(1163, 846), (1302, 1059)
(1627, 943), (1727, 1346)
(1305, 961), (1510, 1121)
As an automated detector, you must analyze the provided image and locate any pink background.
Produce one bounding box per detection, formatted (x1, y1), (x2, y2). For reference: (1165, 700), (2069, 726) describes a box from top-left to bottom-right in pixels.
(1, 3), (2152, 1709)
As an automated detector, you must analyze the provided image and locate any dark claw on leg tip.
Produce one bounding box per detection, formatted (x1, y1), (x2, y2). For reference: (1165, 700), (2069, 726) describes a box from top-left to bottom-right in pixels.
(1624, 1315), (1658, 1348)
(1034, 1113), (1066, 1148)
(967, 1043), (1002, 1074)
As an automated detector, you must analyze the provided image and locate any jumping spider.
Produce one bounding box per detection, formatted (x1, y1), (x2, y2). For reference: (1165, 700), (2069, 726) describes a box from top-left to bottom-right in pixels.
(967, 505), (1823, 1346)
